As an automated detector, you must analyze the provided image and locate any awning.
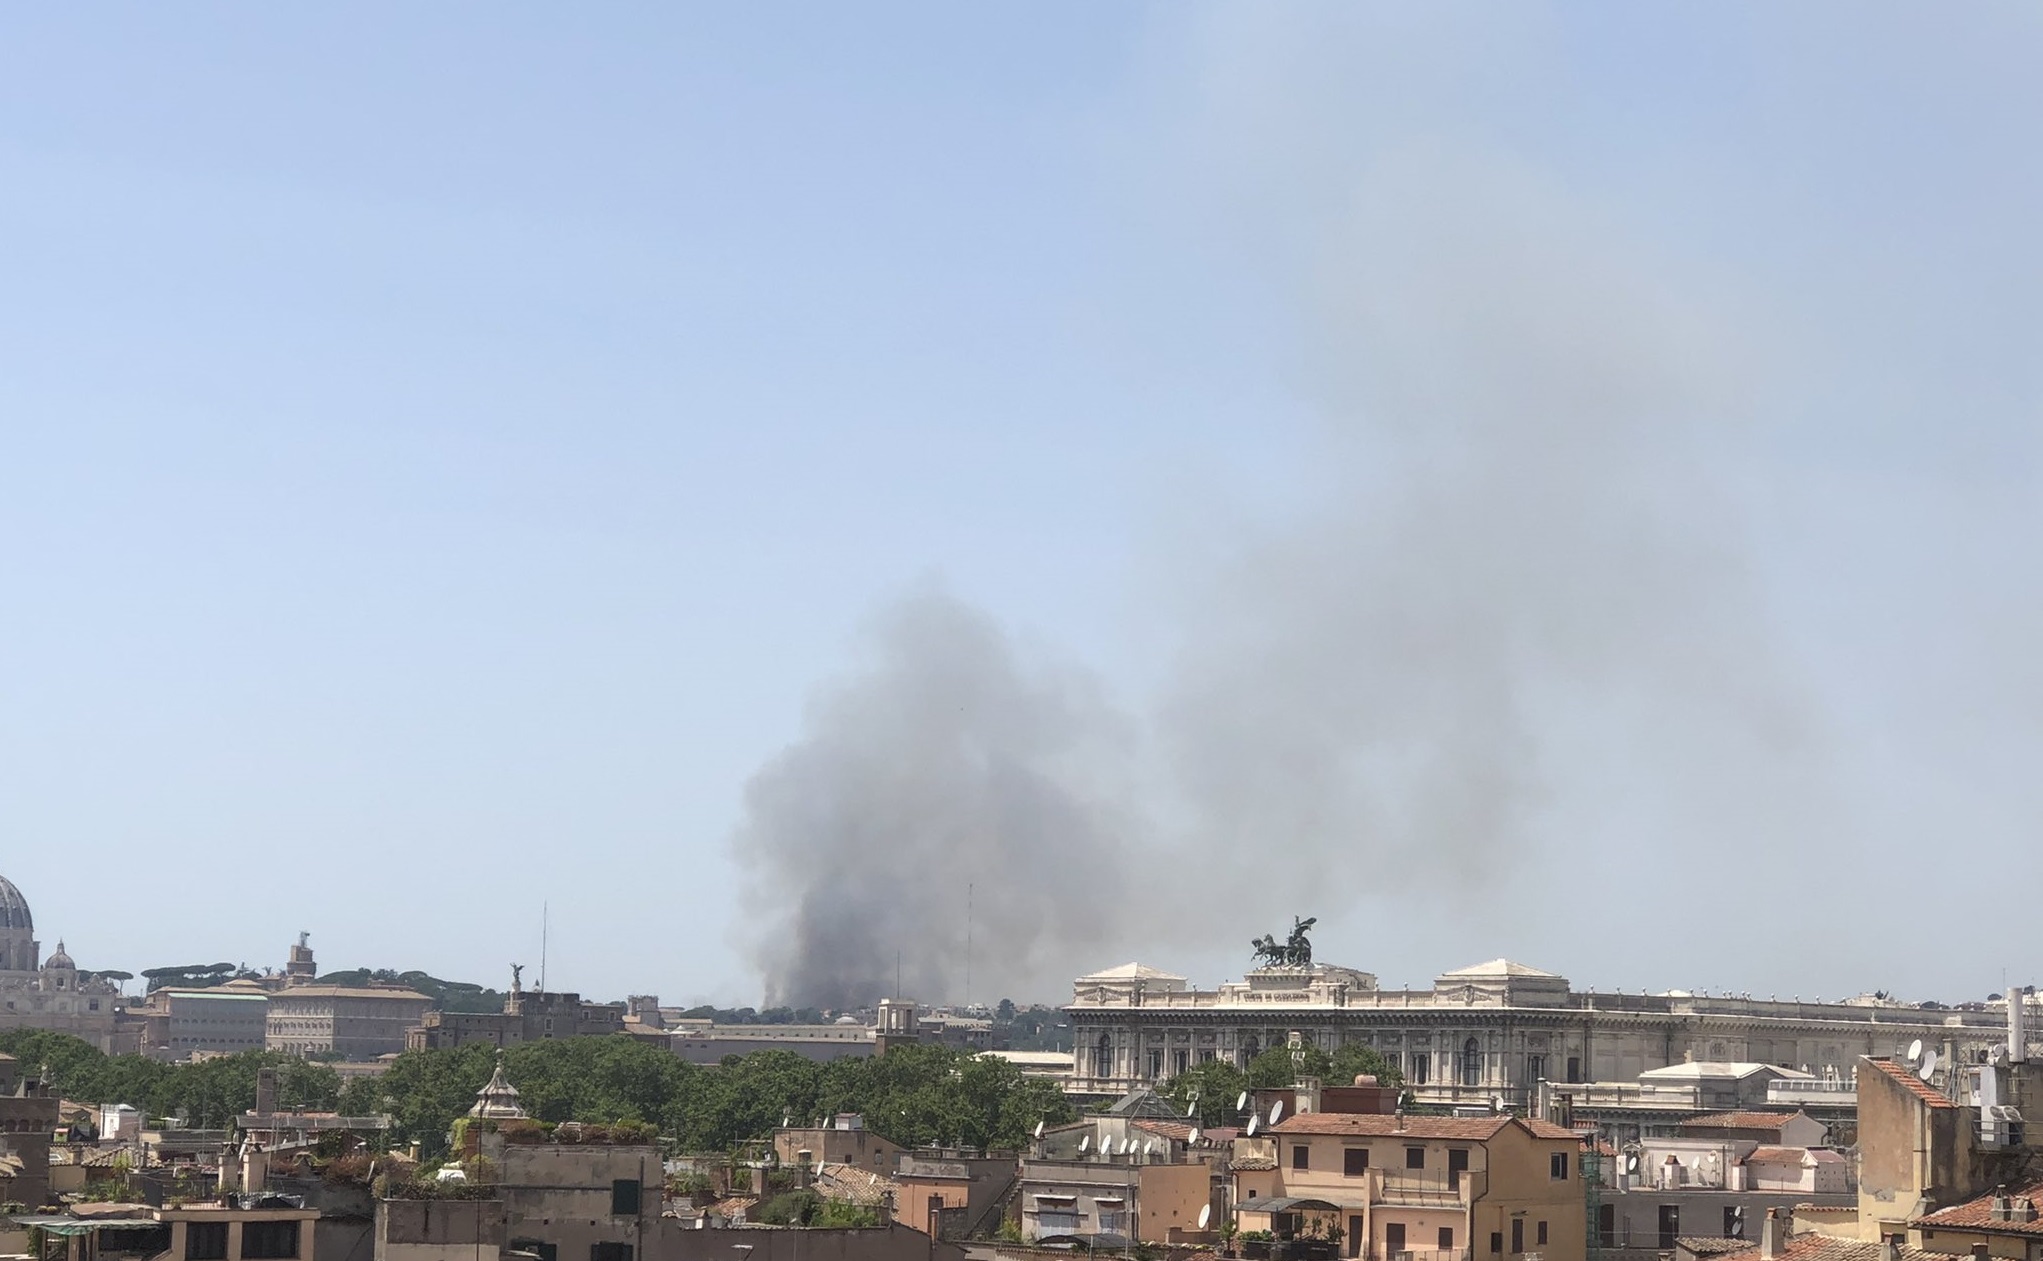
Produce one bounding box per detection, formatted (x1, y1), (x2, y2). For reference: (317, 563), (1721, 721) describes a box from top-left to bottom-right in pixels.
(1235, 1197), (1344, 1213)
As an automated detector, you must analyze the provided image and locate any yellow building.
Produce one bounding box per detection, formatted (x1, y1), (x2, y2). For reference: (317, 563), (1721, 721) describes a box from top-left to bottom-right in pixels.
(1234, 1112), (1585, 1261)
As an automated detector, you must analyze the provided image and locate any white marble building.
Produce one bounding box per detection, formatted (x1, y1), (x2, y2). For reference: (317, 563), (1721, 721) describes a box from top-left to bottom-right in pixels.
(1065, 957), (2019, 1109)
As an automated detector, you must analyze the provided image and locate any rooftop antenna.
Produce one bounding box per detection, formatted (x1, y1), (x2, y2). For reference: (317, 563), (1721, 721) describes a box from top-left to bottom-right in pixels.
(539, 901), (548, 993)
(965, 882), (973, 1009)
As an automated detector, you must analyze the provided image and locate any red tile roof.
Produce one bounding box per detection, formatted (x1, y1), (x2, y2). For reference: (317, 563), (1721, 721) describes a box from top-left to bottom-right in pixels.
(1132, 1120), (1196, 1143)
(1679, 1111), (1803, 1132)
(1685, 1232), (1943, 1261)
(1273, 1113), (1577, 1141)
(1862, 1058), (1958, 1110)
(1913, 1181), (2043, 1238)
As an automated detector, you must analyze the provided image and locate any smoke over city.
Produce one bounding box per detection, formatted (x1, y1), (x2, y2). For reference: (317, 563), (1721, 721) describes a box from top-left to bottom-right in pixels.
(735, 148), (1817, 1010)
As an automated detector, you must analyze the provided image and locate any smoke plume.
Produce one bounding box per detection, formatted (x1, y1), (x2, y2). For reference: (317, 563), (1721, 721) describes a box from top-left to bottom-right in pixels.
(734, 589), (1135, 1010)
(736, 35), (1821, 1005)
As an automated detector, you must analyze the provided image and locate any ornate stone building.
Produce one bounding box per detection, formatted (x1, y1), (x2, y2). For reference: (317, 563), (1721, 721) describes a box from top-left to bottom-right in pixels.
(1066, 956), (2021, 1109)
(0, 874), (130, 1051)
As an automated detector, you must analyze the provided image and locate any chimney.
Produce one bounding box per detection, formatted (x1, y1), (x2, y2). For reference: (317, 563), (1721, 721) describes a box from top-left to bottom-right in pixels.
(1878, 1238), (1900, 1261)
(1759, 1209), (1785, 1261)
(1971, 1245), (1989, 1261)
(2011, 986), (2029, 1065)
(255, 1066), (278, 1116)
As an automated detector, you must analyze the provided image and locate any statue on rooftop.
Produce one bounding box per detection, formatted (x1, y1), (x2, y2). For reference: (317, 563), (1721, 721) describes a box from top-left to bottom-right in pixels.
(1250, 917), (1318, 968)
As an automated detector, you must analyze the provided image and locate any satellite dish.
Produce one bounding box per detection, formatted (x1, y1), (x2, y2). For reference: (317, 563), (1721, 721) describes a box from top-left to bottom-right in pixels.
(1198, 1205), (1212, 1230)
(1269, 1100), (1285, 1124)
(782, 1115), (790, 1128)
(1907, 1039), (1924, 1064)
(1187, 1099), (1198, 1117)
(1919, 1049), (1939, 1082)
(1145, 1139), (1157, 1157)
(1246, 1115), (1260, 1137)
(1625, 1154), (1639, 1172)
(1034, 1121), (1045, 1139)
(1079, 1135), (1091, 1154)
(1236, 1092), (1250, 1113)
(1188, 1128), (1202, 1146)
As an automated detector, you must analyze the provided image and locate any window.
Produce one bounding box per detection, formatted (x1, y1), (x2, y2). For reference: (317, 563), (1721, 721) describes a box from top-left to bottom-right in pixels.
(611, 1179), (642, 1216)
(1037, 1212), (1080, 1234)
(590, 1245), (632, 1261)
(1526, 1054), (1544, 1081)
(1148, 1048), (1163, 1079)
(512, 1242), (556, 1261)
(1448, 1148), (1469, 1192)
(1536, 1222), (1547, 1247)
(1566, 1056), (1581, 1084)
(1174, 1049), (1189, 1076)
(1461, 1037), (1482, 1087)
(1405, 1146), (1425, 1170)
(1099, 1210), (1129, 1235)
(1658, 1206), (1680, 1251)
(1510, 1219), (1523, 1255)
(1550, 1152), (1569, 1181)
(1412, 1053), (1430, 1085)
(1490, 1233), (1502, 1255)
(1199, 1049), (1216, 1064)
(1343, 1148), (1369, 1177)
(1439, 1229), (1455, 1250)
(1096, 1034), (1113, 1078)
(1291, 1144), (1311, 1171)
(241, 1221), (300, 1260)
(186, 1223), (229, 1261)
(1385, 1224), (1405, 1256)
(1597, 1205), (1615, 1248)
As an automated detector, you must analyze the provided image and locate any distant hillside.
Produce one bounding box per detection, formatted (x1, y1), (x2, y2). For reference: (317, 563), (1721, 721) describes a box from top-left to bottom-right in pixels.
(316, 969), (508, 1013)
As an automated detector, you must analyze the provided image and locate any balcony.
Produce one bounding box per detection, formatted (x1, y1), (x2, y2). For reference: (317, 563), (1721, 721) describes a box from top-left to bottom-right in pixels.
(1372, 1173), (1481, 1208)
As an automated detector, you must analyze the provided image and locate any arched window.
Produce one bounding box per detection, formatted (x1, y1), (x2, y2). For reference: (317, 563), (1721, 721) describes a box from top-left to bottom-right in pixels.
(1461, 1037), (1482, 1087)
(1243, 1035), (1261, 1067)
(1096, 1033), (1113, 1080)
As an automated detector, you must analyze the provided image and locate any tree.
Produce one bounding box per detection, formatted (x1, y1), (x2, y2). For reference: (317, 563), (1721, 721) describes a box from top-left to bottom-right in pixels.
(1160, 1059), (1248, 1126)
(1246, 1043), (1403, 1091)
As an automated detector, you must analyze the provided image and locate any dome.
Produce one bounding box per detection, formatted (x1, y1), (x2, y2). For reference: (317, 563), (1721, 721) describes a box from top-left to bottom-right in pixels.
(0, 878), (31, 933)
(45, 941), (73, 970)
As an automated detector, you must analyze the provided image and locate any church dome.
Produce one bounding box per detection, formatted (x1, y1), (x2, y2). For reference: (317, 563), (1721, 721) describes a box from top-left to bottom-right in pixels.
(45, 941), (73, 970)
(0, 878), (31, 933)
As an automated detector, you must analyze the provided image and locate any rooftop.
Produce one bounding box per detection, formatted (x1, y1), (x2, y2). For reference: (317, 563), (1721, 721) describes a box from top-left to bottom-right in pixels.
(1861, 1057), (1957, 1110)
(1438, 959), (1561, 979)
(1913, 1180), (2043, 1238)
(1679, 1112), (1808, 1132)
(1273, 1113), (1579, 1141)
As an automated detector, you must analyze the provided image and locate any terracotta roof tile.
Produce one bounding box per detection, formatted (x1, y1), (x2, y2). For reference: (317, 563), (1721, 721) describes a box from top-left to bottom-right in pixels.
(1862, 1058), (1958, 1110)
(1273, 1114), (1577, 1142)
(1913, 1180), (2043, 1237)
(1680, 1112), (1802, 1132)
(1686, 1233), (1944, 1261)
(1132, 1121), (1196, 1143)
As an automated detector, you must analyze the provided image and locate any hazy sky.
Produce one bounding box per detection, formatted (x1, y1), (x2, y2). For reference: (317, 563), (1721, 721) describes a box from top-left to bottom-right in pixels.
(5, 6), (2041, 1009)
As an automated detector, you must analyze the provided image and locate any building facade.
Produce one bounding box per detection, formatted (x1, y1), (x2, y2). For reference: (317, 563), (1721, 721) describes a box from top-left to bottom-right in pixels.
(408, 986), (625, 1051)
(268, 985), (432, 1059)
(1068, 958), (2028, 1111)
(135, 984), (272, 1060)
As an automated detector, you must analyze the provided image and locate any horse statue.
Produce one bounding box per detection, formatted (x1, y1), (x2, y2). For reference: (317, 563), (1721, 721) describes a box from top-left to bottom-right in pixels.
(1250, 934), (1288, 968)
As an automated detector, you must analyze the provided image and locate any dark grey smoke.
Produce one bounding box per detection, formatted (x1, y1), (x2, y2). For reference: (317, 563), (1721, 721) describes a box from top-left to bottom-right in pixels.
(737, 129), (1816, 1008)
(734, 587), (1134, 1010)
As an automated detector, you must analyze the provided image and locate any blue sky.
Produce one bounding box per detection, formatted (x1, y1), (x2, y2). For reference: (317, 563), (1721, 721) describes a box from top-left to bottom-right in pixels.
(4, 6), (2040, 1007)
